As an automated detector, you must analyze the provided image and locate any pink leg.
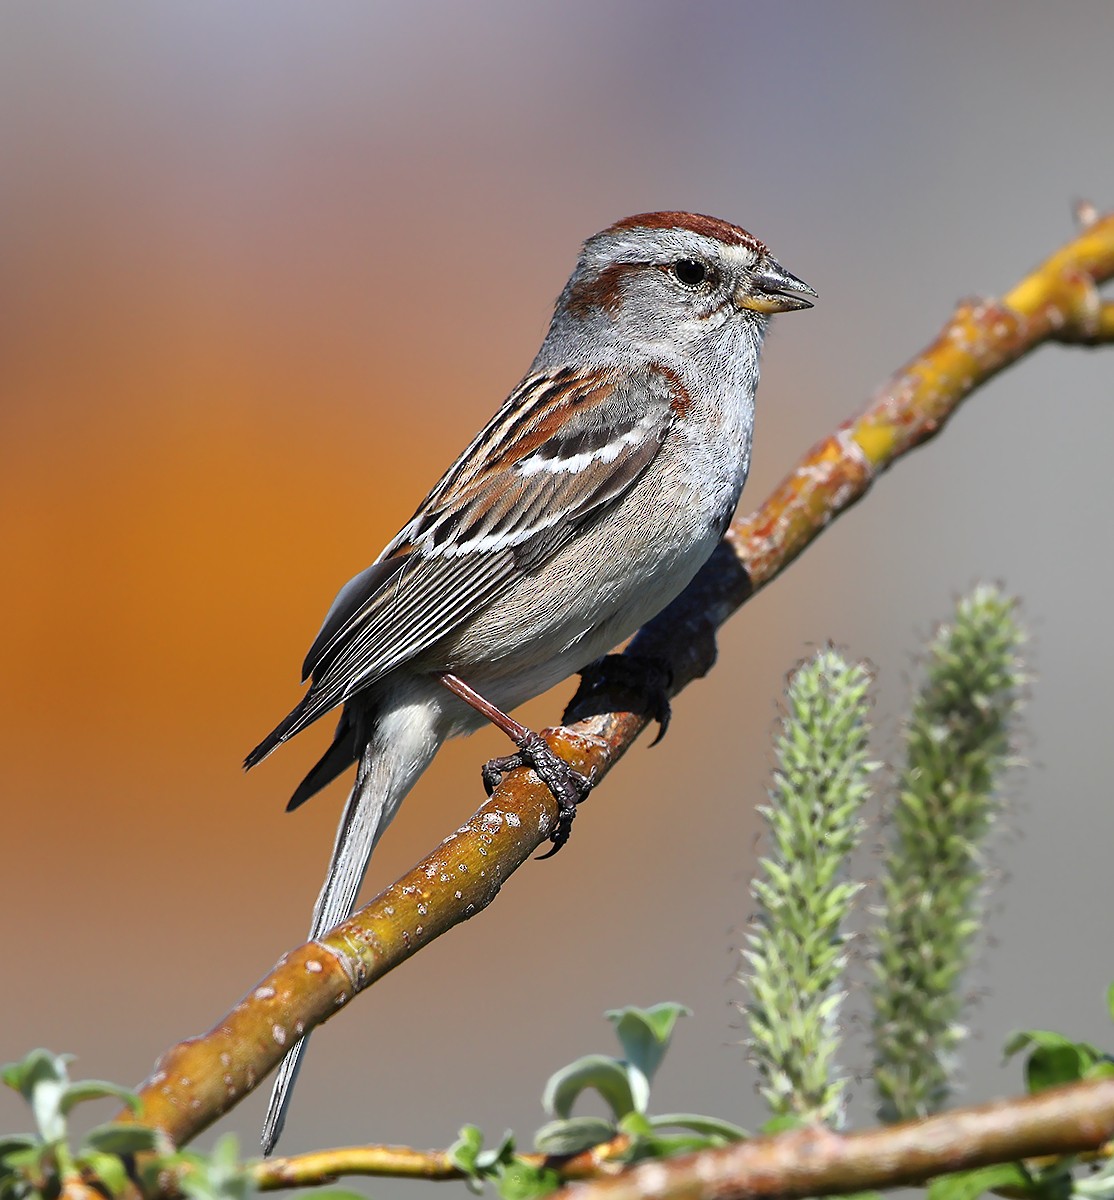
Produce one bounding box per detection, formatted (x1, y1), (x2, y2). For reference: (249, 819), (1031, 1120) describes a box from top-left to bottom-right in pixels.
(437, 671), (593, 857)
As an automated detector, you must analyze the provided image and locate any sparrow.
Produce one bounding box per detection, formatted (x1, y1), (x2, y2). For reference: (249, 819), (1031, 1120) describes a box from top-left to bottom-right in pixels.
(246, 211), (814, 1151)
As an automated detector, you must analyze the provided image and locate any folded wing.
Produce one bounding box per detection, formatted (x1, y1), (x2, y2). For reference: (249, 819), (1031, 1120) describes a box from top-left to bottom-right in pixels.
(244, 363), (680, 768)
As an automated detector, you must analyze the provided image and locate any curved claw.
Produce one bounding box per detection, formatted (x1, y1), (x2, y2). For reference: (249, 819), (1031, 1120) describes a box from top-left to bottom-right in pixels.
(482, 752), (523, 796)
(565, 653), (674, 746)
(645, 691), (672, 747)
(481, 734), (594, 858)
(535, 832), (567, 862)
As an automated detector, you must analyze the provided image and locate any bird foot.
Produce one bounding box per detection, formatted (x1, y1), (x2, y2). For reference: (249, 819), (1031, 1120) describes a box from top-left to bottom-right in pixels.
(482, 732), (595, 858)
(564, 653), (674, 745)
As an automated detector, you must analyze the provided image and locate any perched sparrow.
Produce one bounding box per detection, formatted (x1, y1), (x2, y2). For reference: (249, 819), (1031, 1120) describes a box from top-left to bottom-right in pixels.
(247, 211), (814, 1151)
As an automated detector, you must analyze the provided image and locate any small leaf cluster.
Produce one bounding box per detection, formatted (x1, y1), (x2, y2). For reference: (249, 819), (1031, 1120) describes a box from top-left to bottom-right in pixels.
(449, 1005), (745, 1198)
(172, 1136), (259, 1200)
(535, 1004), (744, 1160)
(1, 1048), (167, 1200)
(926, 990), (1114, 1200)
(1004, 1028), (1114, 1096)
(925, 1134), (1082, 1200)
(0, 1052), (264, 1200)
(1004, 983), (1114, 1104)
(448, 1128), (555, 1200)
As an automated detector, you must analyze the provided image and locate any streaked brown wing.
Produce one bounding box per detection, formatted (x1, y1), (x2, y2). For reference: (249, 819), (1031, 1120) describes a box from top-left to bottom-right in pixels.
(280, 364), (679, 742)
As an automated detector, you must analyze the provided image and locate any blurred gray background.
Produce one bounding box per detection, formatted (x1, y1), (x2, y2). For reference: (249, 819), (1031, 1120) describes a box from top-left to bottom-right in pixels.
(2, 2), (1112, 1195)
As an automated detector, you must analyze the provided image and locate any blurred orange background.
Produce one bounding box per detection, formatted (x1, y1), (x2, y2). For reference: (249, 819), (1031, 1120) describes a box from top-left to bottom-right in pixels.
(3, 3), (1114, 1195)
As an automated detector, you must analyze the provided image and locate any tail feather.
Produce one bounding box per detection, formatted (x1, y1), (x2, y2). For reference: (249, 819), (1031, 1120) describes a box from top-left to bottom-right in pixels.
(245, 686), (345, 772)
(260, 686), (446, 1155)
(260, 1041), (308, 1155)
(244, 693), (316, 770)
(261, 750), (380, 1155)
(286, 710), (361, 812)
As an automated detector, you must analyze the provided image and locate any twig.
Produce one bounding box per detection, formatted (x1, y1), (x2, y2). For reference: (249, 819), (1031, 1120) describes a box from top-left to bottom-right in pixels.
(253, 1144), (460, 1187)
(121, 209), (1114, 1147)
(251, 1135), (632, 1191)
(555, 1079), (1114, 1200)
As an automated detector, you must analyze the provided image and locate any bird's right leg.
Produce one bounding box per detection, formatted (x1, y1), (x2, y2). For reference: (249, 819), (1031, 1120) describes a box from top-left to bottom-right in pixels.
(436, 671), (594, 857)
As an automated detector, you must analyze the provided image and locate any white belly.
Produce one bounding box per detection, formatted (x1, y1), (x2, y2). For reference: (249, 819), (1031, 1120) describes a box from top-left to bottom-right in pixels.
(439, 411), (748, 713)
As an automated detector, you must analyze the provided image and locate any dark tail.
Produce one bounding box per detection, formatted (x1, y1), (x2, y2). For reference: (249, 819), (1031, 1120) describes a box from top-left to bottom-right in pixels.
(244, 687), (339, 771)
(286, 709), (361, 810)
(248, 697), (368, 809)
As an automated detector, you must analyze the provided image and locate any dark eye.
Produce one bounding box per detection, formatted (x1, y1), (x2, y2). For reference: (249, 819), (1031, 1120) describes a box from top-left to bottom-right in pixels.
(672, 258), (709, 287)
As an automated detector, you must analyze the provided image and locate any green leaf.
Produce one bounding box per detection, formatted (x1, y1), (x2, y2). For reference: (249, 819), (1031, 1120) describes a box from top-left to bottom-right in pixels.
(1106, 980), (1114, 1023)
(180, 1172), (219, 1200)
(210, 1133), (241, 1174)
(0, 1145), (52, 1174)
(927, 1163), (1030, 1200)
(1, 1051), (72, 1142)
(75, 1150), (129, 1197)
(1028, 1044), (1090, 1092)
(1, 1051), (71, 1097)
(533, 1117), (615, 1157)
(448, 1125), (485, 1176)
(448, 1126), (514, 1193)
(646, 1113), (747, 1141)
(166, 1140), (240, 1200)
(0, 1137), (39, 1163)
(1003, 1030), (1103, 1092)
(759, 1114), (805, 1135)
(605, 1005), (690, 1086)
(475, 1132), (515, 1173)
(542, 1055), (637, 1121)
(190, 1135), (253, 1200)
(61, 1081), (142, 1117)
(496, 1160), (561, 1200)
(622, 1131), (708, 1161)
(1003, 1030), (1078, 1060)
(83, 1123), (163, 1156)
(616, 1112), (653, 1138)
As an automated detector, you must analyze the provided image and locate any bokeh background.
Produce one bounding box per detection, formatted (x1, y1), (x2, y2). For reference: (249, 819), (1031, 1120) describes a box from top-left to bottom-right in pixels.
(3, 2), (1114, 1193)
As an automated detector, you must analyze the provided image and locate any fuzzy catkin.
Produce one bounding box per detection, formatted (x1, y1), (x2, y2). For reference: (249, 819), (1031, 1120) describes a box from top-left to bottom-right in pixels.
(872, 585), (1027, 1122)
(741, 649), (875, 1126)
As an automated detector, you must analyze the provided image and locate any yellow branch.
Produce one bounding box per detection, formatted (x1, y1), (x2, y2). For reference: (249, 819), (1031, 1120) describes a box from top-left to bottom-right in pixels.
(251, 1134), (632, 1190)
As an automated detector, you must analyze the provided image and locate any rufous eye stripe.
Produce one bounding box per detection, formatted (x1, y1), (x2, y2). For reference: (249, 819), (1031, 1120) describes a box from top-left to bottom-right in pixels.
(565, 261), (640, 318)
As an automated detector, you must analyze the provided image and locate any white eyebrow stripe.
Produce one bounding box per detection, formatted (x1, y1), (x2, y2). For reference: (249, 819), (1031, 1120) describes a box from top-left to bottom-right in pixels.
(515, 416), (656, 478)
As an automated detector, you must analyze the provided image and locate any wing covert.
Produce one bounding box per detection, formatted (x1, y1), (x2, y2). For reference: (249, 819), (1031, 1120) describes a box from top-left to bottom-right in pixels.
(276, 363), (681, 743)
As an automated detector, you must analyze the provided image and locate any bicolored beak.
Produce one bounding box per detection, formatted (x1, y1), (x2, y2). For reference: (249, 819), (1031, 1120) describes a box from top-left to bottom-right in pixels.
(735, 255), (816, 314)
